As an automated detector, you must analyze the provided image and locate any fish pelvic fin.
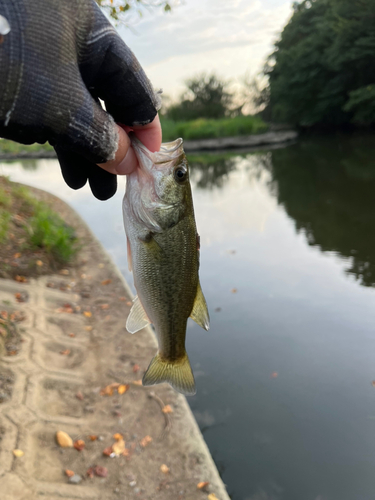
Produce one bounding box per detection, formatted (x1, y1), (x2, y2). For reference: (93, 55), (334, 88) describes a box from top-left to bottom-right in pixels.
(190, 282), (210, 331)
(126, 295), (150, 334)
(142, 352), (196, 396)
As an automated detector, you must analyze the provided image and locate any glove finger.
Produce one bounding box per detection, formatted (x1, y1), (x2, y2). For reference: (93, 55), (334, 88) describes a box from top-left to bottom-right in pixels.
(88, 164), (117, 201)
(55, 146), (90, 190)
(55, 146), (117, 200)
(79, 8), (160, 126)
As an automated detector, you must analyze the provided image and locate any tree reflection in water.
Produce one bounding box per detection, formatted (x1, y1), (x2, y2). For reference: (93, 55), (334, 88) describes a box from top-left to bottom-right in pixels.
(268, 134), (375, 287)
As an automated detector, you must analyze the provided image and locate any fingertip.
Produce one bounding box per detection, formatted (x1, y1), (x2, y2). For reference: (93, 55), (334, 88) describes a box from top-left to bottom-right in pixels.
(132, 114), (162, 153)
(97, 125), (138, 175)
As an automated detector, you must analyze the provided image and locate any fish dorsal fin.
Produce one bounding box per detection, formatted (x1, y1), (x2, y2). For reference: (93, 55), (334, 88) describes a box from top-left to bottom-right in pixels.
(190, 282), (210, 331)
(126, 295), (150, 334)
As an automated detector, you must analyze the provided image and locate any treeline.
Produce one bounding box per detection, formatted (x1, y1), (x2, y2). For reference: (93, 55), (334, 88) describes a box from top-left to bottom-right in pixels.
(267, 0), (375, 128)
(160, 74), (268, 141)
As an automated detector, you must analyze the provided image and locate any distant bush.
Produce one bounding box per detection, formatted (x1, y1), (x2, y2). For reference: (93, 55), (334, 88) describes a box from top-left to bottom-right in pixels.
(161, 115), (268, 141)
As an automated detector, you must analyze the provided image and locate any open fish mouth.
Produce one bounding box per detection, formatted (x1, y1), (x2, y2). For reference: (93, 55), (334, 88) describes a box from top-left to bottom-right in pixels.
(130, 135), (185, 171)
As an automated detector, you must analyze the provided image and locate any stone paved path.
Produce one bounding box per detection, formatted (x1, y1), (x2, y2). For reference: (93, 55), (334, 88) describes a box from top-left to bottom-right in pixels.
(0, 190), (229, 500)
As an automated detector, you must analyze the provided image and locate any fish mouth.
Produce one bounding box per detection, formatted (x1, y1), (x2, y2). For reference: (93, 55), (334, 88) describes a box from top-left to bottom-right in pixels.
(130, 135), (185, 172)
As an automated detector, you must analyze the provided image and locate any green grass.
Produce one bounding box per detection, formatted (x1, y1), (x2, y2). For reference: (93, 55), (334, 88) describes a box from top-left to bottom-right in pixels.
(0, 211), (11, 242)
(160, 115), (268, 141)
(27, 208), (78, 264)
(0, 138), (53, 154)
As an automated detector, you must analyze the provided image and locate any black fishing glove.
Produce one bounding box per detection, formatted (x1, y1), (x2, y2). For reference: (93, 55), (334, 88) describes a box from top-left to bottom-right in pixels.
(0, 0), (160, 199)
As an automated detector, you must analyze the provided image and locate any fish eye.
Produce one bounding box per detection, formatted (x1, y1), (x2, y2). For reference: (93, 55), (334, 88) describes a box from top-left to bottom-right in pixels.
(174, 167), (187, 183)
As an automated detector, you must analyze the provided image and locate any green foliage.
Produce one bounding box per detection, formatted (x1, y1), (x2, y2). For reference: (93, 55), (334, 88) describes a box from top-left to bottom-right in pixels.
(268, 0), (375, 127)
(0, 211), (10, 243)
(160, 115), (268, 141)
(27, 209), (78, 264)
(0, 138), (53, 154)
(166, 74), (234, 121)
(0, 187), (11, 208)
(343, 85), (375, 125)
(95, 0), (175, 22)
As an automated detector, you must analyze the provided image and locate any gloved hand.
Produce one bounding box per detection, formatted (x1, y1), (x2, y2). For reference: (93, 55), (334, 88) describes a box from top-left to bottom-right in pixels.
(0, 0), (161, 200)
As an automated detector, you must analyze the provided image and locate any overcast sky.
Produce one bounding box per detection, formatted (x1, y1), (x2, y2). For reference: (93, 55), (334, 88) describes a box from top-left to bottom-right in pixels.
(118, 0), (293, 101)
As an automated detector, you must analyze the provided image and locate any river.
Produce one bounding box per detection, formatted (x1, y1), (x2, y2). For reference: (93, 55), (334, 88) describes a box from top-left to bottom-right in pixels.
(2, 133), (375, 500)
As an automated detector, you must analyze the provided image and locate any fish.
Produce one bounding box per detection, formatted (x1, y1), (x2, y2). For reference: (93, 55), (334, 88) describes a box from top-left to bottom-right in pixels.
(122, 135), (209, 396)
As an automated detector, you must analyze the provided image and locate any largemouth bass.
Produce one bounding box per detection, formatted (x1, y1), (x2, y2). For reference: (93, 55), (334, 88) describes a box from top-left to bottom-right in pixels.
(123, 136), (209, 396)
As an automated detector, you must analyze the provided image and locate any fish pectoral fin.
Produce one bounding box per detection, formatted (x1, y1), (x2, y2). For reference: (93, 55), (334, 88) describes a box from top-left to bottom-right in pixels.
(190, 282), (210, 331)
(126, 295), (150, 334)
(126, 236), (132, 272)
(142, 352), (196, 396)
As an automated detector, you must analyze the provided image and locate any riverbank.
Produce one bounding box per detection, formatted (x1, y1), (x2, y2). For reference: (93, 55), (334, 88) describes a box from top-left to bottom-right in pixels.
(0, 183), (230, 500)
(0, 130), (297, 160)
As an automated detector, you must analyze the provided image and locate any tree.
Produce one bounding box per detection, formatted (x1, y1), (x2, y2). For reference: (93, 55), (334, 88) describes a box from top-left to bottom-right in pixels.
(267, 0), (375, 127)
(166, 74), (234, 121)
(96, 0), (177, 23)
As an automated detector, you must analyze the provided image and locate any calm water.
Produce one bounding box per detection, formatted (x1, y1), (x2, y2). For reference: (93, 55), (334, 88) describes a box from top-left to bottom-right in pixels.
(2, 134), (375, 500)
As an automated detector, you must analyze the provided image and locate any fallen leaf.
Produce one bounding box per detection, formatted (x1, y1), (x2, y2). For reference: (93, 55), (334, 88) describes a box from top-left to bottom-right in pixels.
(13, 252), (21, 259)
(271, 372), (278, 379)
(86, 467), (95, 479)
(13, 449), (24, 458)
(100, 304), (109, 310)
(197, 481), (209, 490)
(76, 391), (84, 401)
(126, 301), (132, 306)
(74, 439), (85, 451)
(60, 269), (69, 275)
(208, 494), (219, 500)
(122, 449), (130, 457)
(84, 326), (93, 332)
(119, 296), (127, 301)
(98, 263), (104, 268)
(14, 292), (28, 303)
(94, 466), (108, 477)
(112, 439), (125, 455)
(60, 349), (71, 356)
(56, 431), (73, 448)
(132, 379), (143, 386)
(118, 384), (129, 395)
(89, 435), (98, 441)
(113, 433), (124, 441)
(65, 470), (75, 477)
(36, 260), (43, 267)
(101, 279), (112, 285)
(162, 405), (173, 414)
(83, 311), (92, 318)
(100, 383), (120, 396)
(160, 464), (169, 474)
(140, 435), (152, 448)
(132, 364), (140, 373)
(103, 446), (113, 456)
(15, 275), (27, 283)
(68, 333), (76, 338)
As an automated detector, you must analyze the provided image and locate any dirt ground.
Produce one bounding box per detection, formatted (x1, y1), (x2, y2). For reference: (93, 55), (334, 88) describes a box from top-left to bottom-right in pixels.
(0, 187), (229, 500)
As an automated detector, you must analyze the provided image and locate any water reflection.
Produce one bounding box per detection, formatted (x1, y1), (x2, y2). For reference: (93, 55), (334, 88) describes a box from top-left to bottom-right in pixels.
(269, 134), (375, 287)
(191, 135), (375, 288)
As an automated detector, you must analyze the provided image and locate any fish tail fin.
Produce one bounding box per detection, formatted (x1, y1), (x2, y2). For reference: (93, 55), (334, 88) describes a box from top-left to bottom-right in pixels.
(142, 352), (196, 396)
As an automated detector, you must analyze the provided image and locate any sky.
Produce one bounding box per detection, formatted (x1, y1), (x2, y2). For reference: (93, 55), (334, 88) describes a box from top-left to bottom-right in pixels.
(118, 0), (293, 102)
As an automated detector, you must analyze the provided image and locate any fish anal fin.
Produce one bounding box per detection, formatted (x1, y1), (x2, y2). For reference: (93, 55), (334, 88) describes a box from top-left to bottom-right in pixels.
(126, 295), (150, 334)
(142, 352), (196, 396)
(190, 282), (210, 331)
(127, 237), (132, 272)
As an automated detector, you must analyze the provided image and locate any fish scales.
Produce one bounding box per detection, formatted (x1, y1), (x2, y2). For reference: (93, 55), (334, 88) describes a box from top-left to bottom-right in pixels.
(123, 136), (209, 395)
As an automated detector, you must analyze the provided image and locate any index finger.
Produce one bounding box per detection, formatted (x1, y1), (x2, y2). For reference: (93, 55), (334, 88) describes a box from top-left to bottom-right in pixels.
(129, 114), (162, 153)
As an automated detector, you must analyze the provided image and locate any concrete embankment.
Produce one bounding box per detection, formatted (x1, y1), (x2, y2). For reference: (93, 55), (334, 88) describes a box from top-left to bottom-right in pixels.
(183, 130), (298, 152)
(0, 130), (297, 160)
(0, 186), (230, 500)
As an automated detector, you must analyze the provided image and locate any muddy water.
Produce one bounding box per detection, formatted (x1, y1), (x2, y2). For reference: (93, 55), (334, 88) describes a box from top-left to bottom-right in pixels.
(2, 133), (375, 500)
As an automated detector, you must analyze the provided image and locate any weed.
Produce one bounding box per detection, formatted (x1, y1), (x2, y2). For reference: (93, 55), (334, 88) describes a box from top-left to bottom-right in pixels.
(0, 211), (11, 242)
(27, 209), (78, 264)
